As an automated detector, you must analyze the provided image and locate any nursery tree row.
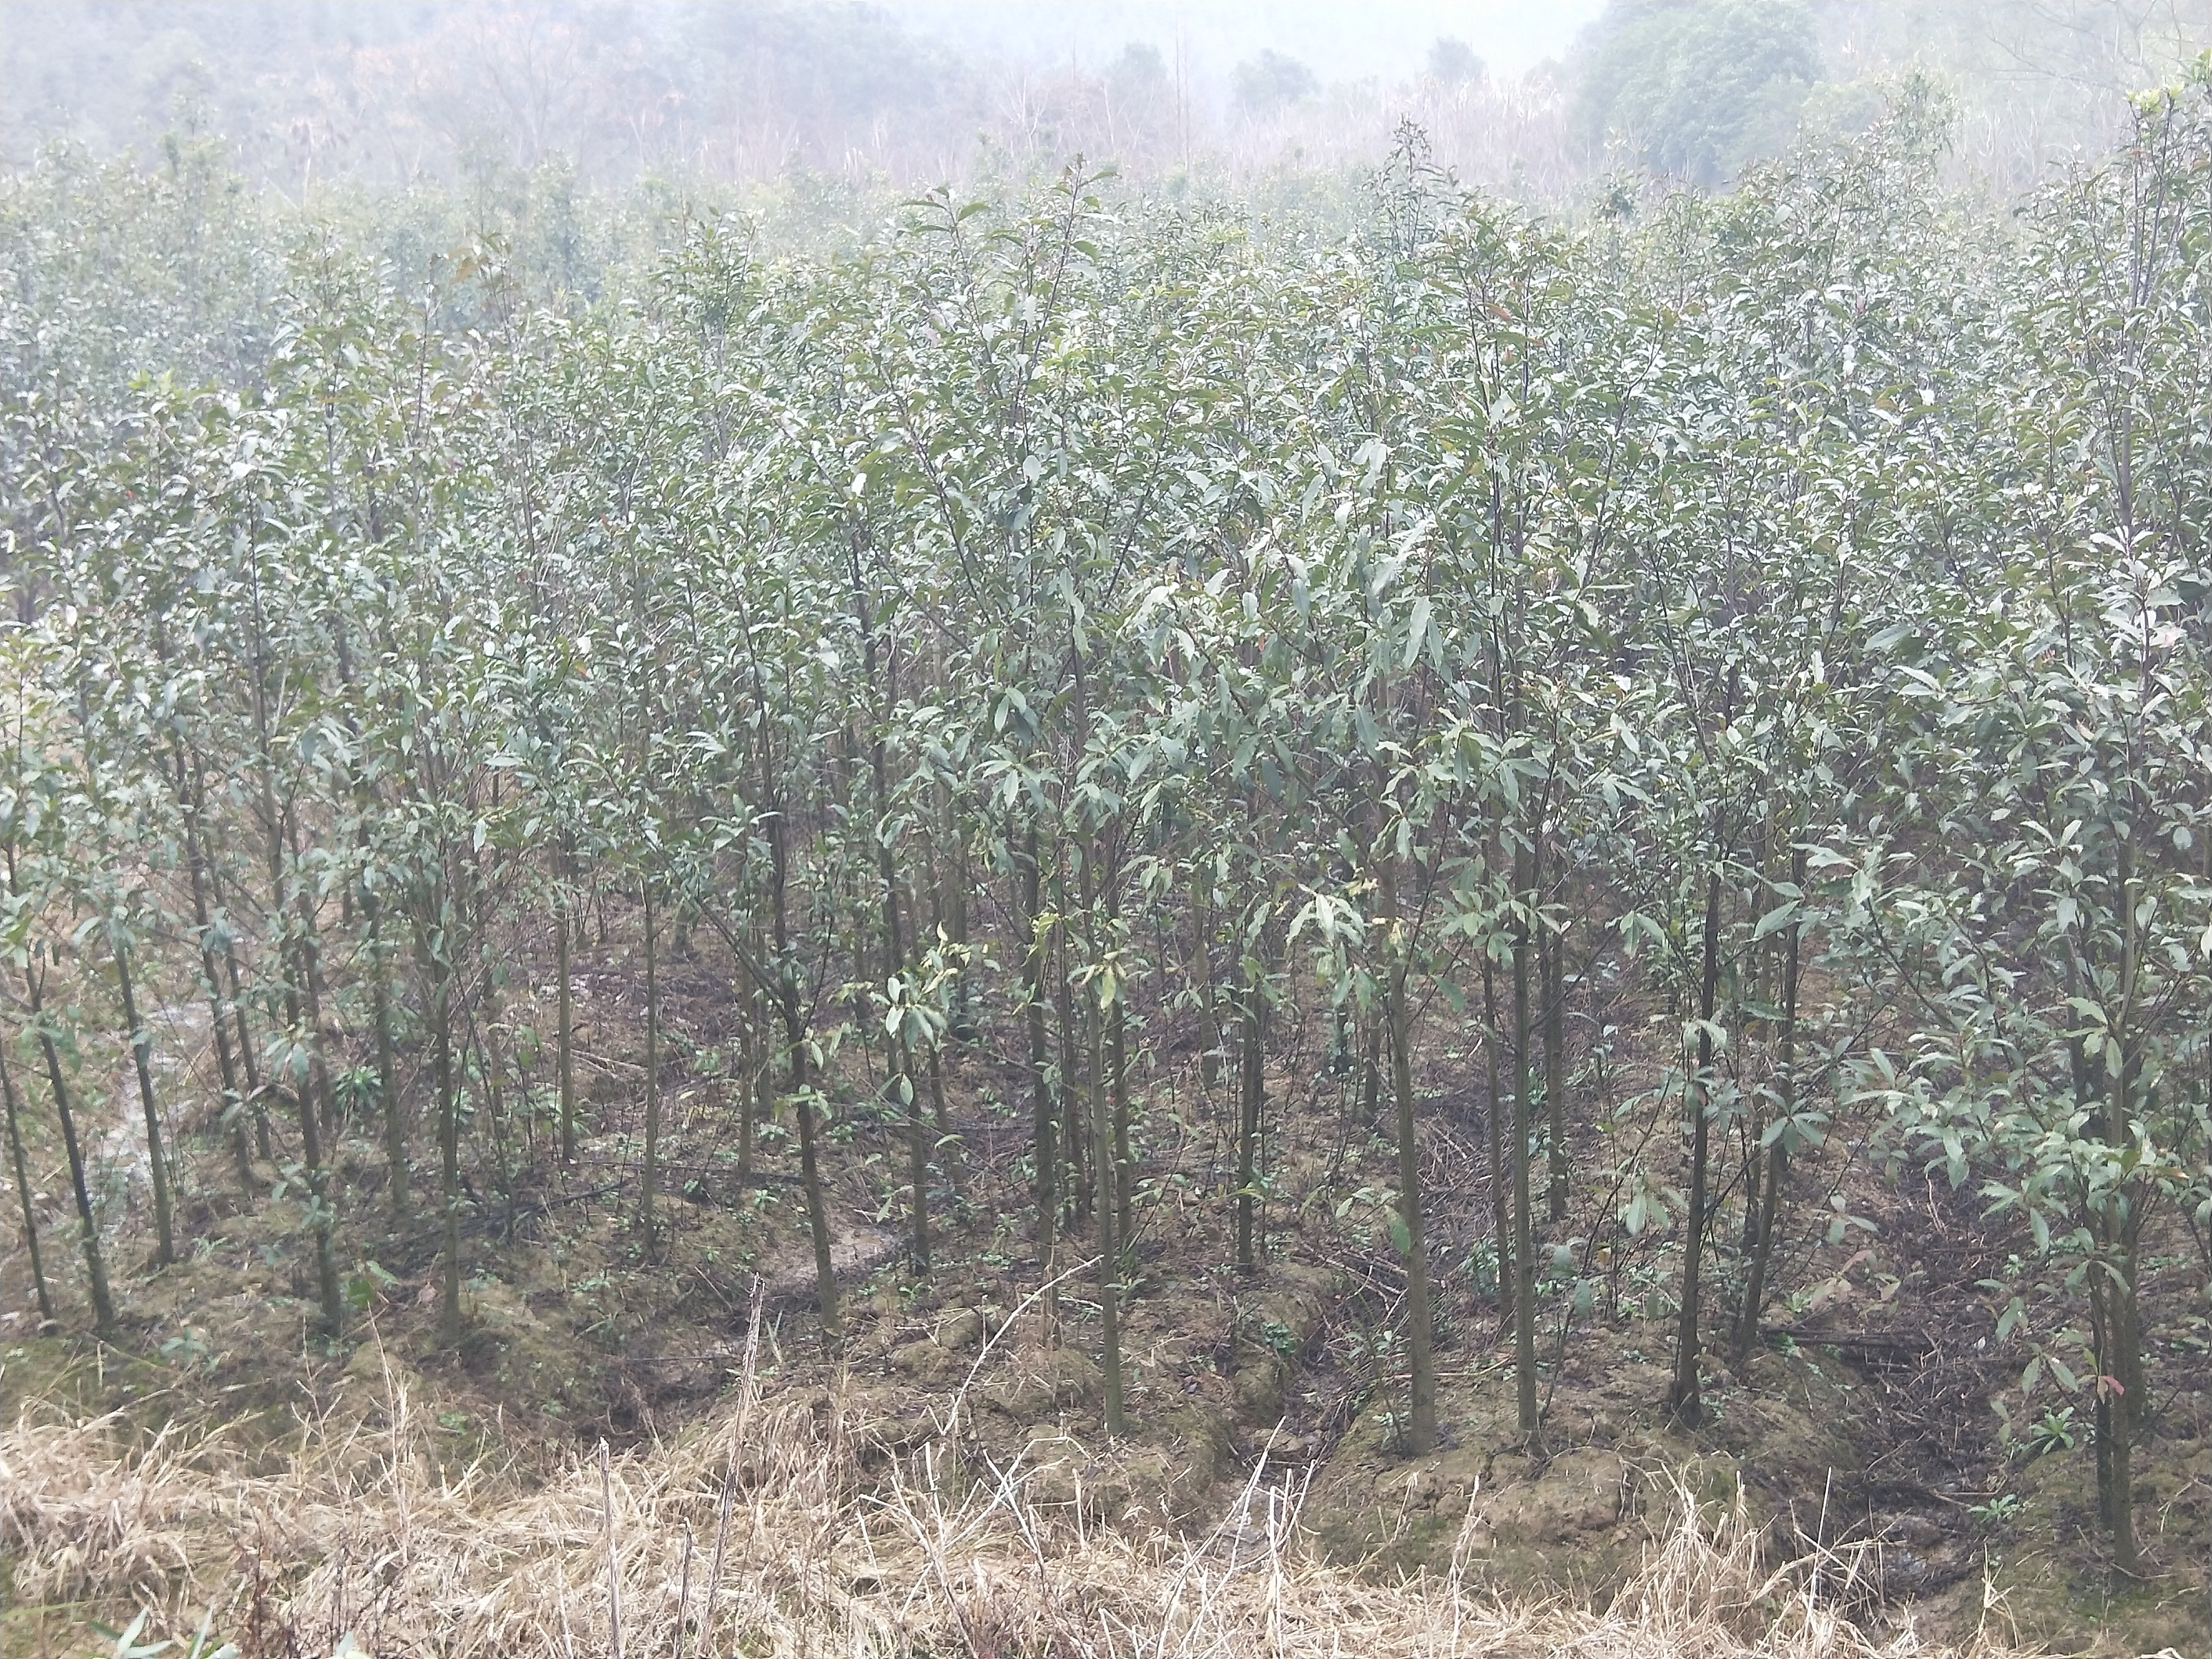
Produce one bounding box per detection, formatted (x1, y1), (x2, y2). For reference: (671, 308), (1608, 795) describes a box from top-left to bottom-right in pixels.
(4, 71), (2211, 1573)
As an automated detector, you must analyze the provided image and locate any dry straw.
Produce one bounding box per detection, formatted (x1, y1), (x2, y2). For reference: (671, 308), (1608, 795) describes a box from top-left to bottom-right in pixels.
(1, 1346), (1988, 1658)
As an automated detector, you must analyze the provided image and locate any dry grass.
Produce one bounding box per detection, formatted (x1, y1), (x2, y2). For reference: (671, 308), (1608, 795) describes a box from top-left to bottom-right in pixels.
(1, 1343), (1998, 1659)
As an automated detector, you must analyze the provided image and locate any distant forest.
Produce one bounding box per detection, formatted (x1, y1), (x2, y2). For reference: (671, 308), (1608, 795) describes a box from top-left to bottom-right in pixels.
(6, 1), (2211, 211)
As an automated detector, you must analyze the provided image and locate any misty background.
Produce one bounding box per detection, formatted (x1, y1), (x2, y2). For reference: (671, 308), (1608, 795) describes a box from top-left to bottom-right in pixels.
(4, 2), (2212, 213)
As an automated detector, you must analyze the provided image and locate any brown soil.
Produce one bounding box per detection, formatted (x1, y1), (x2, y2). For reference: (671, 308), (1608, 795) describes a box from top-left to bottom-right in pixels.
(2, 917), (2208, 1656)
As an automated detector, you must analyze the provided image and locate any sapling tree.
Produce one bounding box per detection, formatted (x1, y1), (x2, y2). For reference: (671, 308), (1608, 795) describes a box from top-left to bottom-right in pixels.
(0, 696), (117, 1334)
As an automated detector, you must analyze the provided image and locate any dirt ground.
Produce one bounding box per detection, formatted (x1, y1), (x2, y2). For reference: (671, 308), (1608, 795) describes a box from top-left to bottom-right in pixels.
(2, 917), (2208, 1657)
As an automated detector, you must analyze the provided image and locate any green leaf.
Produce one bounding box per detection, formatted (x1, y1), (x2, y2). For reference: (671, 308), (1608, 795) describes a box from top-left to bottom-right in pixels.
(1752, 901), (1800, 941)
(1403, 595), (1431, 670)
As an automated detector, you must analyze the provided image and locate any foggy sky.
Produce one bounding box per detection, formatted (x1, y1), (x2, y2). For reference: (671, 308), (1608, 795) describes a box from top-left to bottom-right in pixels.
(879, 1), (1609, 87)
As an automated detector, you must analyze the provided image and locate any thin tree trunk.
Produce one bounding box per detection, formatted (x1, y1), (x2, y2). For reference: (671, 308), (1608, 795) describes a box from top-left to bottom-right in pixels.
(1058, 942), (1087, 1226)
(1736, 854), (1803, 1368)
(733, 986), (755, 1186)
(897, 1018), (927, 1270)
(1192, 893), (1224, 1090)
(1542, 914), (1567, 1224)
(1, 1031), (54, 1324)
(2100, 843), (2144, 1573)
(466, 834), (512, 1201)
(1110, 989), (1132, 1250)
(284, 900), (345, 1337)
(881, 844), (926, 1269)
(2095, 1257), (2141, 1574)
(253, 614), (342, 1335)
(928, 1042), (958, 1195)
(1510, 863), (1539, 1437)
(787, 985), (837, 1346)
(156, 637), (247, 1182)
(428, 931), (462, 1347)
(853, 556), (927, 1272)
(557, 846), (577, 1162)
(1739, 1110), (1764, 1261)
(27, 961), (116, 1334)
(1091, 975), (1125, 1436)
(1380, 854), (1436, 1455)
(938, 783), (976, 1045)
(1021, 824), (1058, 1343)
(1360, 1013), (1382, 1131)
(111, 935), (175, 1266)
(175, 747), (250, 1191)
(221, 931), (269, 1164)
(1075, 819), (1127, 1431)
(641, 883), (661, 1257)
(756, 723), (837, 1348)
(738, 957), (764, 1185)
(1670, 869), (1725, 1425)
(1483, 956), (1508, 1310)
(1237, 981), (1262, 1278)
(365, 889), (406, 1222)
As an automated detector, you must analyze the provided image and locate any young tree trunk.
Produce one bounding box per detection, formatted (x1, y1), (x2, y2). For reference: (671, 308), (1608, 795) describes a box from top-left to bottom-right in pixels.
(754, 718), (838, 1348)
(557, 846), (577, 1162)
(928, 1042), (958, 1196)
(2093, 1257), (2142, 1575)
(734, 1044), (761, 1185)
(281, 888), (345, 1338)
(1350, 1014), (1382, 1141)
(251, 623), (342, 1334)
(1192, 894), (1225, 1091)
(1735, 857), (1803, 1368)
(1058, 943), (1087, 1226)
(895, 1020), (927, 1271)
(881, 850), (926, 1270)
(933, 783), (976, 1045)
(1670, 869), (1725, 1425)
(1542, 916), (1568, 1224)
(738, 958), (765, 1185)
(110, 935), (175, 1266)
(641, 883), (661, 1258)
(1391, 970), (1438, 1456)
(2097, 849), (2145, 1574)
(1236, 980), (1262, 1278)
(1483, 956), (1508, 1310)
(175, 747), (251, 1191)
(1, 1031), (55, 1324)
(1510, 871), (1539, 1437)
(854, 557), (927, 1271)
(1738, 1108), (1764, 1262)
(27, 962), (117, 1334)
(201, 787), (256, 1045)
(1380, 854), (1436, 1455)
(364, 888), (406, 1222)
(1110, 990), (1132, 1251)
(1091, 981), (1126, 1436)
(219, 927), (269, 1165)
(465, 832), (513, 1201)
(785, 985), (838, 1347)
(155, 630), (249, 1182)
(1020, 824), (1058, 1342)
(424, 922), (463, 1348)
(730, 985), (752, 1187)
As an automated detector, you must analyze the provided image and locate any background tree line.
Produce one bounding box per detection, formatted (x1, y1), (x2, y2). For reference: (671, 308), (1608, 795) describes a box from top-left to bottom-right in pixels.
(6, 2), (2209, 212)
